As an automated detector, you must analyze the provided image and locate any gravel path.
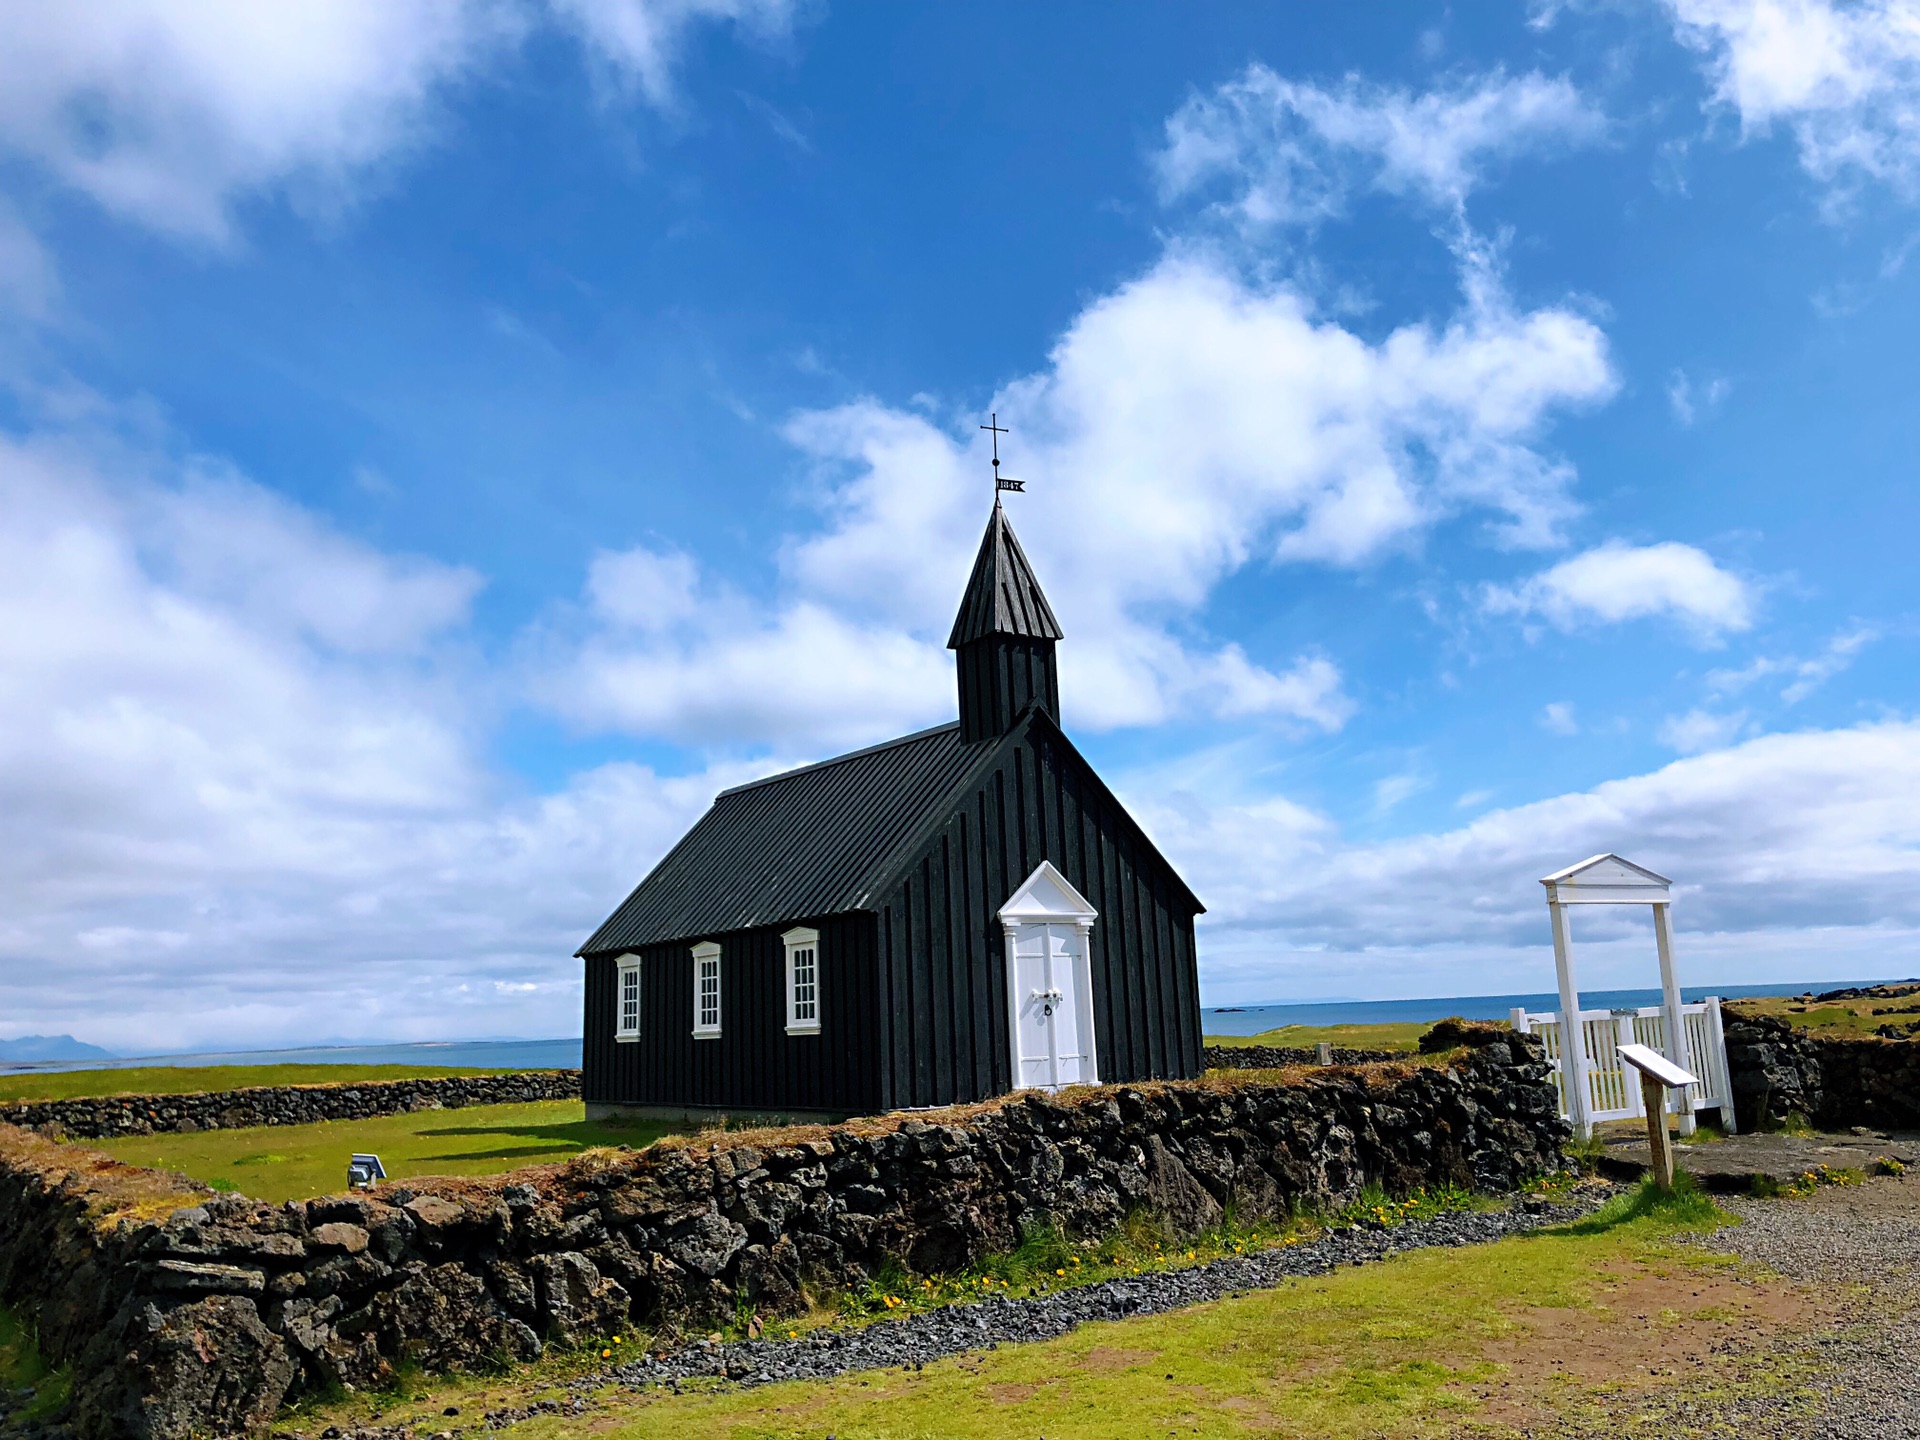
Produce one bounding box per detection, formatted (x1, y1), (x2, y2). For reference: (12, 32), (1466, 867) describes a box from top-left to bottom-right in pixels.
(1542, 1176), (1920, 1439)
(443, 1191), (1611, 1435)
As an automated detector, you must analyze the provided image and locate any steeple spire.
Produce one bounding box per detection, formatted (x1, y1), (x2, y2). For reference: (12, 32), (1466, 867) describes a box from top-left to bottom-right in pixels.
(948, 501), (1063, 743)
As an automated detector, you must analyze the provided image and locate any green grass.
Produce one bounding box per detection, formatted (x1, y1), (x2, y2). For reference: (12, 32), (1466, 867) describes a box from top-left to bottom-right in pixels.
(1204, 1022), (1429, 1053)
(359, 1179), (1727, 1440)
(0, 1303), (70, 1427)
(0, 1062), (532, 1106)
(1726, 990), (1920, 1040)
(87, 1100), (675, 1202)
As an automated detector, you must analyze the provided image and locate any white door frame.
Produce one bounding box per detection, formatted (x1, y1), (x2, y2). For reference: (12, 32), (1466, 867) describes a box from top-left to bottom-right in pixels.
(998, 860), (1100, 1090)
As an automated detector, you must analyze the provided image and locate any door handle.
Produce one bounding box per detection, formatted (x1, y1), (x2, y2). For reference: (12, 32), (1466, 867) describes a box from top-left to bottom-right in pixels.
(1029, 987), (1064, 1016)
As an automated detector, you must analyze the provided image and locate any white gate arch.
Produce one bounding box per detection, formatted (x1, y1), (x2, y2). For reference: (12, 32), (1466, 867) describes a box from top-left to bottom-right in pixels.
(1524, 854), (1736, 1140)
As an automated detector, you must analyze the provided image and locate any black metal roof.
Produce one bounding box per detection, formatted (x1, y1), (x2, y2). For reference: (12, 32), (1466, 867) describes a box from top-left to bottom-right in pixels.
(578, 705), (1204, 955)
(946, 500), (1064, 649)
(577, 722), (993, 954)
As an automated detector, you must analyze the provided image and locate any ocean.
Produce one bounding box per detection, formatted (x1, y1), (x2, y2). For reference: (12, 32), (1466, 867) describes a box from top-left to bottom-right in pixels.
(1197, 980), (1877, 1036)
(0, 1037), (583, 1077)
(1, 977), (1894, 1074)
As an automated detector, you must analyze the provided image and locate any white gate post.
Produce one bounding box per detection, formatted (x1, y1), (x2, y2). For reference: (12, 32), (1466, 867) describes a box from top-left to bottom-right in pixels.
(1704, 994), (1737, 1135)
(1618, 1013), (1642, 1118)
(1549, 899), (1592, 1139)
(1652, 901), (1696, 1136)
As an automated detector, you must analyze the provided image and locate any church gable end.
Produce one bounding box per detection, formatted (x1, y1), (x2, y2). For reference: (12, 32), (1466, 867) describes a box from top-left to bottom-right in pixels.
(870, 708), (1204, 1110)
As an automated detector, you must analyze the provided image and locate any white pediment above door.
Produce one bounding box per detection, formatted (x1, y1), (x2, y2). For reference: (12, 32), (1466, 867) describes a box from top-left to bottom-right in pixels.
(998, 860), (1098, 923)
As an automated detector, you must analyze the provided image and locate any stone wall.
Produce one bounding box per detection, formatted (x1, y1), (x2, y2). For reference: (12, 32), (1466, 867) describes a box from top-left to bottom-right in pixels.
(0, 1028), (1565, 1440)
(1202, 1045), (1401, 1069)
(1722, 1006), (1920, 1130)
(0, 1071), (581, 1140)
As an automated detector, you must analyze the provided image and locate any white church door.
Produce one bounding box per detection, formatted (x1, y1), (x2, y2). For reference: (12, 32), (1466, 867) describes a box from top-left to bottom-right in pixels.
(1011, 922), (1092, 1088)
(1000, 861), (1100, 1092)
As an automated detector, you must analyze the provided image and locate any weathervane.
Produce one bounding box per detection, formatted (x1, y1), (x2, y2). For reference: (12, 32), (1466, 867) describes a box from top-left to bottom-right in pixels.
(980, 412), (1024, 494)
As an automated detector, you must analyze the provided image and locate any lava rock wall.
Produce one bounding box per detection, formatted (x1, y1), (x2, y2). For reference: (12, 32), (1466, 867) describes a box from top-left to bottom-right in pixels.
(1, 1070), (582, 1140)
(0, 1030), (1564, 1440)
(1723, 1006), (1920, 1130)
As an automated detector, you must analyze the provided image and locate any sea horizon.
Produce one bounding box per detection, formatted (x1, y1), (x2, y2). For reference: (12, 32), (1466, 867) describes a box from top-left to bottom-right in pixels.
(6, 974), (1910, 1075)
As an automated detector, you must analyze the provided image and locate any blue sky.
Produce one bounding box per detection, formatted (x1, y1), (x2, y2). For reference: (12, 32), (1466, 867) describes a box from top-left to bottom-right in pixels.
(5, 0), (1920, 1051)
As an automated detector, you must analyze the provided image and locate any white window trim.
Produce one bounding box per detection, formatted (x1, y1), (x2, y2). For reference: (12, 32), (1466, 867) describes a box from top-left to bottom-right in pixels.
(782, 926), (821, 1036)
(614, 953), (643, 1043)
(691, 941), (722, 1039)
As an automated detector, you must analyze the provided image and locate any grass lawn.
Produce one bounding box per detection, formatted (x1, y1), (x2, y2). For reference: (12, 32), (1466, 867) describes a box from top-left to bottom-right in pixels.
(88, 1101), (675, 1203)
(1728, 987), (1920, 1039)
(1205, 1021), (1432, 1053)
(291, 1181), (1801, 1440)
(0, 1063), (534, 1106)
(0, 1302), (69, 1429)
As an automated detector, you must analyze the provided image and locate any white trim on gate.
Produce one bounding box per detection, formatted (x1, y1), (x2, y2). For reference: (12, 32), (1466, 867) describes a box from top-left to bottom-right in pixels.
(1539, 854), (1711, 1140)
(998, 861), (1100, 1091)
(1512, 999), (1736, 1133)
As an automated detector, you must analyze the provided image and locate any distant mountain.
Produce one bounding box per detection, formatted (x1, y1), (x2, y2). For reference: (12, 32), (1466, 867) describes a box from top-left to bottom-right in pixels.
(0, 1034), (114, 1062)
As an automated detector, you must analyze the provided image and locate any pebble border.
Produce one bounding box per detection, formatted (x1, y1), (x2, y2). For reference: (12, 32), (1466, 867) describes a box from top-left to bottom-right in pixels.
(338, 1189), (1617, 1440)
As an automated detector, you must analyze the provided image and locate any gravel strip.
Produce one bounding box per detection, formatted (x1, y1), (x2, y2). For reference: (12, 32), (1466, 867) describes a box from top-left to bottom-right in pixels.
(1541, 1177), (1920, 1439)
(433, 1190), (1610, 1434)
(1681, 1185), (1920, 1438)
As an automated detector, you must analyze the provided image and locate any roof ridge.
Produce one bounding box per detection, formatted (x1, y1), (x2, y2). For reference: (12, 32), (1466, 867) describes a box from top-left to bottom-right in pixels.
(713, 721), (962, 799)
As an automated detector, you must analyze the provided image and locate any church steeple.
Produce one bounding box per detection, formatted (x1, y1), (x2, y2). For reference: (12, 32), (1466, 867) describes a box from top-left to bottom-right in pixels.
(948, 499), (1064, 744)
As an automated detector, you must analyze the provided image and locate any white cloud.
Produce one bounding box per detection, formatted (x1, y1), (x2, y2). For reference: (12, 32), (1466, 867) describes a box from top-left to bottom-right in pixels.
(1373, 771), (1429, 814)
(1707, 624), (1877, 701)
(1486, 540), (1755, 640)
(0, 201), (57, 319)
(551, 0), (797, 105)
(759, 248), (1611, 733)
(1133, 719), (1920, 999)
(0, 425), (760, 1052)
(0, 0), (504, 243)
(1158, 65), (1606, 228)
(1658, 707), (1750, 751)
(1667, 369), (1731, 424)
(1540, 700), (1580, 735)
(550, 587), (954, 750)
(1667, 0), (1920, 207)
(0, 0), (797, 247)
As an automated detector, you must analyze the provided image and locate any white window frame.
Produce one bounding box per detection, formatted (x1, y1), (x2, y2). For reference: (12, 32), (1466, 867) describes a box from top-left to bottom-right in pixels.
(615, 954), (643, 1042)
(691, 941), (722, 1039)
(783, 926), (821, 1036)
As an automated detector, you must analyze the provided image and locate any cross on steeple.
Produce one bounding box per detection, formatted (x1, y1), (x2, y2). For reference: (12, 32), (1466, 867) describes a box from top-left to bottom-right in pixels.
(980, 412), (1025, 494)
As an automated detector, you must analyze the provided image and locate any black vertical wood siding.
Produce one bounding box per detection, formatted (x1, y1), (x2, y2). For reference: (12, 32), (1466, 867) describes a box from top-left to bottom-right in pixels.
(582, 910), (883, 1115)
(956, 636), (1060, 744)
(875, 724), (1204, 1110)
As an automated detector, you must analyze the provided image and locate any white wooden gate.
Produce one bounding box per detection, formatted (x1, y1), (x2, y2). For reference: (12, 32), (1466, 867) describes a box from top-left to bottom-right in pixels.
(1512, 999), (1736, 1133)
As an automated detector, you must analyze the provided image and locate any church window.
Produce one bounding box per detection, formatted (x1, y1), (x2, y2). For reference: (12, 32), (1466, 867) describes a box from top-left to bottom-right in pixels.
(783, 927), (820, 1035)
(615, 955), (642, 1041)
(692, 941), (722, 1037)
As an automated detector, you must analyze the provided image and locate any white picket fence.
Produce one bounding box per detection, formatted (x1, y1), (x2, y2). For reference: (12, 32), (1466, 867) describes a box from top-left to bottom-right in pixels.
(1511, 999), (1737, 1134)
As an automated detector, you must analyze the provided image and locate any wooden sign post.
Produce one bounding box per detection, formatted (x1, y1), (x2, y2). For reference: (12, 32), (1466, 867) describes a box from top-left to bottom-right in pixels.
(1617, 1043), (1700, 1190)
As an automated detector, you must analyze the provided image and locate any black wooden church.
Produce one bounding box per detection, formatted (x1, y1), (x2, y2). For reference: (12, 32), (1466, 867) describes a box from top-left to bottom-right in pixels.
(577, 499), (1205, 1120)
